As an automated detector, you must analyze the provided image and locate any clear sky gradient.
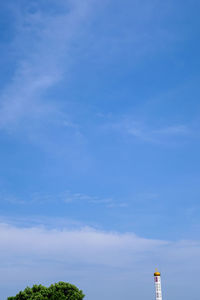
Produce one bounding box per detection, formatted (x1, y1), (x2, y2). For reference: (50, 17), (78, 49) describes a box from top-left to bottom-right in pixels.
(0, 0), (200, 299)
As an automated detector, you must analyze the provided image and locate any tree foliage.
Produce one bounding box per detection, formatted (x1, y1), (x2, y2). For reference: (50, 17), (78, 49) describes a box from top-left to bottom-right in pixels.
(7, 281), (85, 300)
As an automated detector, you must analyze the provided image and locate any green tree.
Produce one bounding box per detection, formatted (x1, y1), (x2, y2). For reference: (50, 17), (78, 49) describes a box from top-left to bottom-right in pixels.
(7, 281), (85, 300)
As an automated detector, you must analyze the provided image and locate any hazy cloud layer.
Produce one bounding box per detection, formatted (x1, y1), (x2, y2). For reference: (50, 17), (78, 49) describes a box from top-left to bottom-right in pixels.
(0, 222), (200, 300)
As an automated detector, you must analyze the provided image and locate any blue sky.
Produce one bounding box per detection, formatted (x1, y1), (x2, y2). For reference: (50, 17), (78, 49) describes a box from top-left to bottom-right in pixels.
(0, 0), (200, 299)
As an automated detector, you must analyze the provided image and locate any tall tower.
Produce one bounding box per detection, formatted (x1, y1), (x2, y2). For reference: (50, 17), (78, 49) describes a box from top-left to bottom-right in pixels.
(154, 269), (162, 300)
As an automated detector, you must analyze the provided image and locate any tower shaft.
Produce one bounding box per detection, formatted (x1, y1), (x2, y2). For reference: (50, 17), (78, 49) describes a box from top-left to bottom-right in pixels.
(154, 271), (162, 300)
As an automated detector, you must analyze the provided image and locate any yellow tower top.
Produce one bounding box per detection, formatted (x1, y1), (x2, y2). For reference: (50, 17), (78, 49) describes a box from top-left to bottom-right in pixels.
(154, 268), (161, 276)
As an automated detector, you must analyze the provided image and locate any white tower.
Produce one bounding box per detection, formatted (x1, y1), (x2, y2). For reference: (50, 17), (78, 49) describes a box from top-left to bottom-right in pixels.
(154, 269), (162, 300)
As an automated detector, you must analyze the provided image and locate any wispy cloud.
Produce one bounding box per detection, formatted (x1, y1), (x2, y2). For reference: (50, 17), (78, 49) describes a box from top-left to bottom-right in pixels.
(106, 117), (191, 144)
(0, 0), (95, 132)
(63, 191), (128, 208)
(153, 125), (190, 136)
(0, 190), (127, 209)
(0, 215), (83, 230)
